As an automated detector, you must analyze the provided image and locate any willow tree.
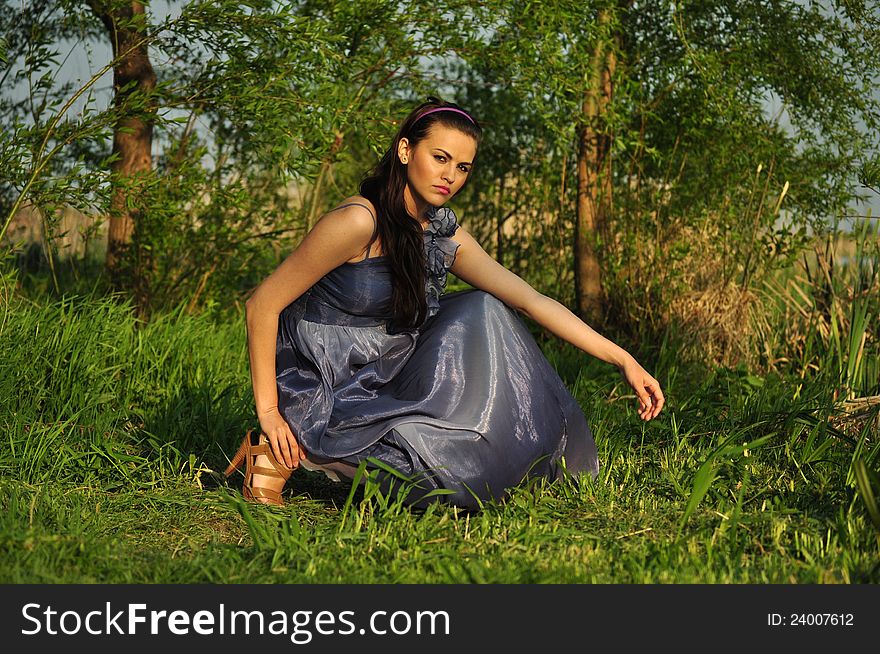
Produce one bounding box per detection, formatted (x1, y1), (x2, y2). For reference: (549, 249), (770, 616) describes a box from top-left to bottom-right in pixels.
(1, 0), (488, 314)
(452, 0), (634, 324)
(87, 0), (156, 295)
(454, 0), (880, 332)
(576, 4), (622, 325)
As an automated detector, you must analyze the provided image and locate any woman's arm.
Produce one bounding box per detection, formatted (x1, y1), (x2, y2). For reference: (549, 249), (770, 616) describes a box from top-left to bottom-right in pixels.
(450, 225), (665, 420)
(245, 202), (377, 466)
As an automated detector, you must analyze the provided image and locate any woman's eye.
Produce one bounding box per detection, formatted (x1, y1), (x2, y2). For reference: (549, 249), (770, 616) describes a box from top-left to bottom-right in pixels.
(459, 166), (470, 173)
(434, 155), (446, 162)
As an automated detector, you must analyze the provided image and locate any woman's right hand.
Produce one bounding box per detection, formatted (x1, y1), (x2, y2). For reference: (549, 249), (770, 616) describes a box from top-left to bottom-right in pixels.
(618, 356), (665, 421)
(258, 407), (306, 469)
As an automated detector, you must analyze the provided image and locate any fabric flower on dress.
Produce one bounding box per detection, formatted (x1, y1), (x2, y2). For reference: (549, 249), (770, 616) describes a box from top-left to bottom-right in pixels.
(423, 206), (461, 320)
(427, 205), (458, 237)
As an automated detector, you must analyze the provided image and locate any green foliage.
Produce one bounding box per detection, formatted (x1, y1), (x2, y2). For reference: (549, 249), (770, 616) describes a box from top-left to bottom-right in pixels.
(853, 458), (880, 538)
(2, 0), (878, 352)
(0, 289), (252, 487)
(756, 216), (880, 396)
(2, 0), (879, 588)
(860, 153), (880, 194)
(0, 294), (878, 582)
(0, 0), (487, 314)
(441, 0), (880, 364)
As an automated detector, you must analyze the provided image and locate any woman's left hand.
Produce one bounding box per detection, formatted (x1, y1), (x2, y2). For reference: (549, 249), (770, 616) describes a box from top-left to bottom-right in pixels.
(619, 356), (665, 421)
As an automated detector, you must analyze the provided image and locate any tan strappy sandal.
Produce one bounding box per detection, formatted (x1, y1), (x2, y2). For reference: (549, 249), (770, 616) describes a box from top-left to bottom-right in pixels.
(224, 428), (294, 506)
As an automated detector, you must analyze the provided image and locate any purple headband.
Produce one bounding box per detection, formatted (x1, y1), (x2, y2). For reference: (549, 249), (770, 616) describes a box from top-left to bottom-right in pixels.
(415, 107), (475, 125)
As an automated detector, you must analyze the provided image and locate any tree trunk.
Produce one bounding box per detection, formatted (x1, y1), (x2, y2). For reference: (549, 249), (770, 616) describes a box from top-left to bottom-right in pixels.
(88, 1), (156, 301)
(575, 8), (616, 325)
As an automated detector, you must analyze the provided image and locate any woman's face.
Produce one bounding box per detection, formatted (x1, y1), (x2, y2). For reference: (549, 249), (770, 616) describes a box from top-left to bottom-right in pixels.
(397, 124), (477, 219)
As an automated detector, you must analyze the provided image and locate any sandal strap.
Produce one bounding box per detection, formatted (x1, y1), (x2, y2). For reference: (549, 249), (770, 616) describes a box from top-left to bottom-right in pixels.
(251, 465), (288, 478)
(247, 485), (282, 503)
(250, 442), (294, 477)
(227, 429), (296, 507)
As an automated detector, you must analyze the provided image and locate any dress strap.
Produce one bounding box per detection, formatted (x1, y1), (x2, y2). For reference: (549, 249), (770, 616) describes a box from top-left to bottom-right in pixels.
(332, 202), (378, 259)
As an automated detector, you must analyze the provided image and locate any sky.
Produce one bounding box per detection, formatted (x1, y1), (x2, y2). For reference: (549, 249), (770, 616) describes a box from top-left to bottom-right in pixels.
(7, 0), (880, 223)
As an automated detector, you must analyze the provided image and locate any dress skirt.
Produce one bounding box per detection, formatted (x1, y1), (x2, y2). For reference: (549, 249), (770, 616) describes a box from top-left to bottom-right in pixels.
(276, 288), (599, 510)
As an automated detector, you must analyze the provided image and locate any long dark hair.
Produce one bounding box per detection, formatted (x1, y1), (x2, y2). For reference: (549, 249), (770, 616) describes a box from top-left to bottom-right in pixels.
(359, 96), (482, 329)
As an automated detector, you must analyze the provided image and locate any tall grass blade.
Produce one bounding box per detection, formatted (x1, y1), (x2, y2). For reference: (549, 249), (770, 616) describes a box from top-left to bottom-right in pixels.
(678, 457), (718, 533)
(853, 458), (880, 537)
(338, 459), (370, 532)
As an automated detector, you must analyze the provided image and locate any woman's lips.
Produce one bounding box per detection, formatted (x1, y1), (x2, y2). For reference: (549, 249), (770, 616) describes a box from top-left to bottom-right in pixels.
(434, 186), (450, 195)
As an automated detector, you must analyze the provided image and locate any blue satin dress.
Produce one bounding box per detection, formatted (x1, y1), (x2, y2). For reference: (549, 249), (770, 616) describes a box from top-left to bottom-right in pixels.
(275, 204), (599, 509)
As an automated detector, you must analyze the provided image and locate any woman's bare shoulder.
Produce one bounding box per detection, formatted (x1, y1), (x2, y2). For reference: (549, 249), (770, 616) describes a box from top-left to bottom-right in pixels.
(315, 196), (374, 234)
(331, 195), (377, 220)
(246, 198), (378, 314)
(312, 196), (379, 262)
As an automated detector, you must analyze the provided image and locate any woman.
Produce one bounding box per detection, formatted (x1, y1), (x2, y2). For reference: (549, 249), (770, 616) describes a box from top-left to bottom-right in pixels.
(225, 97), (664, 509)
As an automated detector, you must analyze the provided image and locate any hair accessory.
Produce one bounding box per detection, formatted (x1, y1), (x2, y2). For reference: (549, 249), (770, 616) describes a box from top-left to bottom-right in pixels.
(415, 106), (475, 125)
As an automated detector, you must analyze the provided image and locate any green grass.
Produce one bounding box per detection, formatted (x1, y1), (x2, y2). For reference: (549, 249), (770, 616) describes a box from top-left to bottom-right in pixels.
(1, 290), (878, 584)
